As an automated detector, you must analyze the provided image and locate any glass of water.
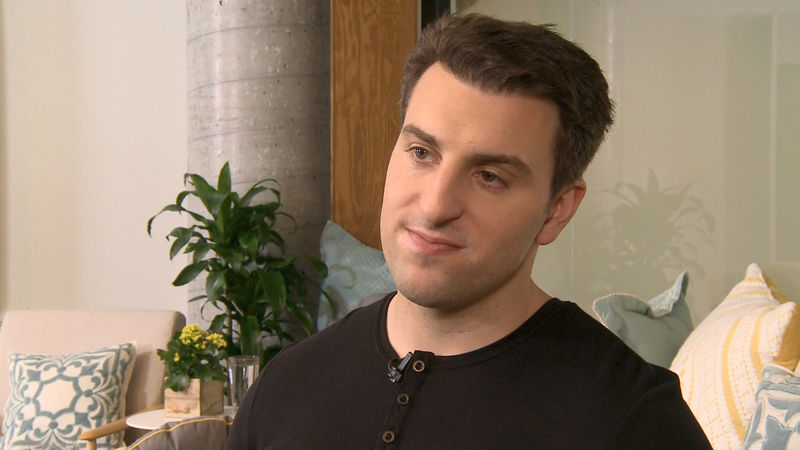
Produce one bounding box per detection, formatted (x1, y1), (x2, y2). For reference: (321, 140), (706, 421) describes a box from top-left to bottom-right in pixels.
(227, 355), (260, 411)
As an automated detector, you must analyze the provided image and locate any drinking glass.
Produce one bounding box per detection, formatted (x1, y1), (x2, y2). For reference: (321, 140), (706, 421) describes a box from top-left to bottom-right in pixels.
(227, 355), (260, 411)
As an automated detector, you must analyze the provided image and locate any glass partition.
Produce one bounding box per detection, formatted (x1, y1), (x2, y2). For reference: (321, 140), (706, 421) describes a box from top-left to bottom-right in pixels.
(457, 0), (800, 321)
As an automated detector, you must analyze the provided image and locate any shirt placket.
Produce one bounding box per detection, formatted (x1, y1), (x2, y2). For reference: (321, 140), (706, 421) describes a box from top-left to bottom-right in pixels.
(377, 351), (435, 448)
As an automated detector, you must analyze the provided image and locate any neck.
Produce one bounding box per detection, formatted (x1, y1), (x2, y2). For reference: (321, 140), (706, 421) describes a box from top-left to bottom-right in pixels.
(386, 279), (550, 357)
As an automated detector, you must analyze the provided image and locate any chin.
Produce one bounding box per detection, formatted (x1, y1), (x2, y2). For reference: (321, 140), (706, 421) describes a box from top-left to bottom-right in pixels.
(395, 274), (488, 312)
(394, 273), (452, 308)
(400, 289), (447, 309)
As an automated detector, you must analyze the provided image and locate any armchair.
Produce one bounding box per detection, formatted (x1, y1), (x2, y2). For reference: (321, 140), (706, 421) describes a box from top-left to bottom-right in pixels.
(0, 309), (185, 449)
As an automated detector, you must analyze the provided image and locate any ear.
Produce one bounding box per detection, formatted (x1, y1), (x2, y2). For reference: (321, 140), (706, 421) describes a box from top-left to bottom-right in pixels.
(535, 179), (587, 246)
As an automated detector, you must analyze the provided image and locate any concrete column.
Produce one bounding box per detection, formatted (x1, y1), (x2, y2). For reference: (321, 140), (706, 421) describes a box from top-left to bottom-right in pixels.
(185, 0), (330, 325)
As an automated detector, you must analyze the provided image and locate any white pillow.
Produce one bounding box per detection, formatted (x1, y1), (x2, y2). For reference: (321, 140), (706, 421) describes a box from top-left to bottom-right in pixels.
(670, 264), (800, 449)
(1, 342), (137, 449)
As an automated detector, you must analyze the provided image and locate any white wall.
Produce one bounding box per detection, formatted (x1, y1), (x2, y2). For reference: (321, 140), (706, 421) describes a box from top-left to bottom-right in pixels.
(1, 0), (189, 314)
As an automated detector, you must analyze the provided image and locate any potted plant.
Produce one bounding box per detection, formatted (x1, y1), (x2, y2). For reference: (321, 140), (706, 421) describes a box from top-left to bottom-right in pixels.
(158, 324), (227, 417)
(147, 162), (328, 366)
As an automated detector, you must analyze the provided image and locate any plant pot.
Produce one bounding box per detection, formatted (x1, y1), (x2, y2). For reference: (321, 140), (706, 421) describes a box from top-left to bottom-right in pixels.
(164, 378), (223, 418)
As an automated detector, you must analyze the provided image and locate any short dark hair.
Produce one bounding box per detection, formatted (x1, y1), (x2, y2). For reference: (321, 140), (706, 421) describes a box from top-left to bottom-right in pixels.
(400, 14), (614, 196)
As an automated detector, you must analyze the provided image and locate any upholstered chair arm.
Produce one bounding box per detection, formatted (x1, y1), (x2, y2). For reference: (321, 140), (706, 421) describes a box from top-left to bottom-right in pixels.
(79, 405), (163, 450)
(78, 417), (128, 450)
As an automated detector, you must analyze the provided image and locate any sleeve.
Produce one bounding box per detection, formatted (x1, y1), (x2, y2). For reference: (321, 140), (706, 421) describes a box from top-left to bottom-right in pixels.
(608, 378), (712, 449)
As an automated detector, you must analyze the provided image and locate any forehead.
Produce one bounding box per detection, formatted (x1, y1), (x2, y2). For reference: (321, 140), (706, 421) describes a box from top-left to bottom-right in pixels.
(403, 64), (559, 166)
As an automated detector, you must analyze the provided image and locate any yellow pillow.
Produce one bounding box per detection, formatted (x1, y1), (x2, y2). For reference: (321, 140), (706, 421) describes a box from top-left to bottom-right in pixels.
(670, 263), (800, 449)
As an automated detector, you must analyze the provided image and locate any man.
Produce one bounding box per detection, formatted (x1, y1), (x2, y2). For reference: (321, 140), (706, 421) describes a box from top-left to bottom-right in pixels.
(227, 14), (710, 449)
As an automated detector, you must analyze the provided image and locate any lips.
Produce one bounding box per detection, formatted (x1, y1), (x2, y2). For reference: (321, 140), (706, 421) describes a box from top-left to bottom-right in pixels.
(403, 227), (464, 255)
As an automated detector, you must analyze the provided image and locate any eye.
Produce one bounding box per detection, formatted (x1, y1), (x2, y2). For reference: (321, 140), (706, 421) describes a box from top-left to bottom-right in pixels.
(411, 147), (430, 161)
(477, 170), (504, 186)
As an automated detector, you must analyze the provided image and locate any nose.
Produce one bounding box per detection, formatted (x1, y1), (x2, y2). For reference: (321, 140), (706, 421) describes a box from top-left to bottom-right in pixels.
(418, 165), (464, 227)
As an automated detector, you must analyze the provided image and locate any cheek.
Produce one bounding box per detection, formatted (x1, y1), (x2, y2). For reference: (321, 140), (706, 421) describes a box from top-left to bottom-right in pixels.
(381, 153), (411, 206)
(380, 152), (405, 233)
(488, 200), (548, 249)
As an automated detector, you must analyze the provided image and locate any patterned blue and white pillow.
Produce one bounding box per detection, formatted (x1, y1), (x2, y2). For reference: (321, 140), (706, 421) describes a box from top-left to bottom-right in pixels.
(1, 342), (137, 450)
(317, 221), (395, 330)
(743, 364), (800, 450)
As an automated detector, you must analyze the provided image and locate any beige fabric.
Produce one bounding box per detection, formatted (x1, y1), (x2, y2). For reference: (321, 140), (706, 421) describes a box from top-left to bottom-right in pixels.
(0, 310), (185, 421)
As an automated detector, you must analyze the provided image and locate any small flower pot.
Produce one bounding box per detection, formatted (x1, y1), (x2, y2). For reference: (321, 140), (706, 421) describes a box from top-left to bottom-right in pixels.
(164, 378), (223, 418)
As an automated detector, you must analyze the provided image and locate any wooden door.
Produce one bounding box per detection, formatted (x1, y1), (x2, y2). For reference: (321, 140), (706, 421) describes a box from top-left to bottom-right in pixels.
(330, 0), (418, 249)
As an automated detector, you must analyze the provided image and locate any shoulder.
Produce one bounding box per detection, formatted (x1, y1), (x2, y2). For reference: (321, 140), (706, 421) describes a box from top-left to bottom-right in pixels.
(535, 299), (709, 447)
(537, 299), (650, 362)
(226, 294), (393, 447)
(524, 300), (677, 409)
(534, 299), (647, 361)
(256, 293), (389, 380)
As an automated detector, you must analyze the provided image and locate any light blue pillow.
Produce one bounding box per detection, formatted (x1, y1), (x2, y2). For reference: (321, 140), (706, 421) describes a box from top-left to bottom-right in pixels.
(1, 342), (137, 450)
(317, 221), (395, 330)
(744, 365), (800, 450)
(592, 271), (692, 368)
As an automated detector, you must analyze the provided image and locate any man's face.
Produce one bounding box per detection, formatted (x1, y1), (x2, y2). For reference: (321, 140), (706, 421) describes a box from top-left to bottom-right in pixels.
(380, 63), (573, 312)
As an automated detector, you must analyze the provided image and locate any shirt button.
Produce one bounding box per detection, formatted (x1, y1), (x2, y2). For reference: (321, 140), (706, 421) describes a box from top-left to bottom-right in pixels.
(412, 360), (426, 372)
(382, 430), (396, 443)
(397, 393), (410, 405)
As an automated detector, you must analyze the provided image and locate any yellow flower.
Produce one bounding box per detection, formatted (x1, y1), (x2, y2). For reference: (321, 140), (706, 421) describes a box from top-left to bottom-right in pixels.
(173, 353), (180, 362)
(205, 333), (227, 348)
(179, 324), (205, 346)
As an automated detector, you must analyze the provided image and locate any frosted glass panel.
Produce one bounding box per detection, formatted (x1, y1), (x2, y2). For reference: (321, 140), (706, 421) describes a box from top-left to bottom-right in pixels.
(457, 0), (800, 320)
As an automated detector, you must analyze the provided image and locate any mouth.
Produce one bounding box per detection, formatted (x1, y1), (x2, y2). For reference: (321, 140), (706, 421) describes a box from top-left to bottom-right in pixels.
(403, 227), (464, 255)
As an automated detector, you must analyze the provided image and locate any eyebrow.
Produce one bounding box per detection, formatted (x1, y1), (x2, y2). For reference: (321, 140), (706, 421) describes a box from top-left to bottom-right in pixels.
(471, 153), (532, 175)
(401, 124), (439, 148)
(401, 123), (533, 175)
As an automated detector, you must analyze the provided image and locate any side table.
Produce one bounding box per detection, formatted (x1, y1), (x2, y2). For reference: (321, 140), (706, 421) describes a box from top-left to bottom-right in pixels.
(126, 407), (237, 431)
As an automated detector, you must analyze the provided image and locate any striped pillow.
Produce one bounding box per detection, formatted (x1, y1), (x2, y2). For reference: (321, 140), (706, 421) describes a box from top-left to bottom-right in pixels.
(670, 263), (800, 449)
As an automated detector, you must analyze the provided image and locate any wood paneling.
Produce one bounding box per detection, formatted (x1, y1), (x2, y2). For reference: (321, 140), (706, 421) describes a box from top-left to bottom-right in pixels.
(330, 0), (417, 249)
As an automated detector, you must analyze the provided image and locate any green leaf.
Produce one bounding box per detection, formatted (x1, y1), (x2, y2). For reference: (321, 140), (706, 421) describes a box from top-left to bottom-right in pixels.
(241, 185), (267, 206)
(319, 289), (336, 317)
(217, 193), (233, 238)
(260, 271), (287, 313)
(175, 190), (192, 207)
(209, 314), (227, 334)
(306, 257), (328, 279)
(276, 211), (297, 230)
(217, 162), (232, 194)
(262, 345), (283, 366)
(252, 202), (281, 218)
(239, 315), (263, 357)
(168, 227), (194, 260)
(286, 302), (313, 336)
(205, 270), (225, 304)
(189, 242), (212, 263)
(188, 173), (222, 215)
(268, 187), (281, 202)
(239, 231), (258, 257)
(188, 294), (207, 302)
(183, 209), (213, 229)
(146, 204), (187, 236)
(173, 261), (208, 286)
(267, 229), (286, 249)
(271, 257), (296, 269)
(165, 373), (190, 392)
